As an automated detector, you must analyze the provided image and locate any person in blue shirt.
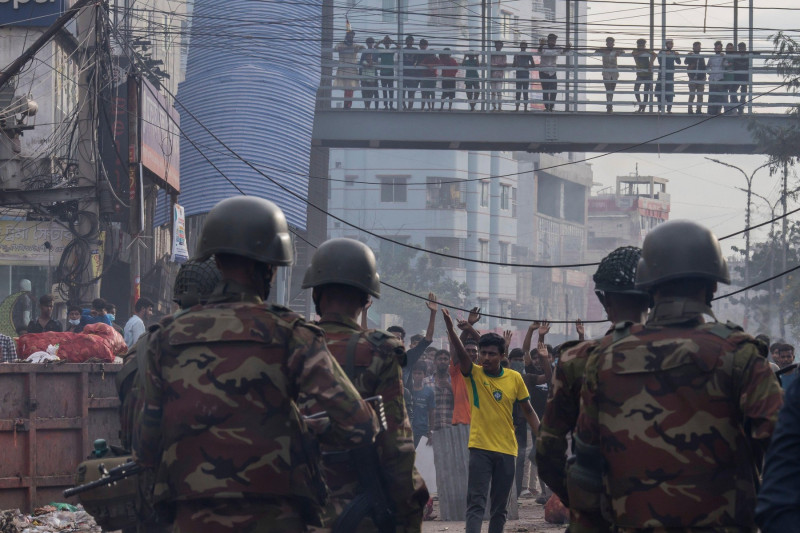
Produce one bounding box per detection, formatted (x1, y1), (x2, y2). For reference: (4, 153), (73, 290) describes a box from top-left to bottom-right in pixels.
(80, 298), (113, 328)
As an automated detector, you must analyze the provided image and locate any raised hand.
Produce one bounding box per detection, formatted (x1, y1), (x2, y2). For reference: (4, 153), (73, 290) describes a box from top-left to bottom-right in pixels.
(575, 319), (585, 339)
(503, 329), (513, 348)
(468, 306), (481, 325)
(426, 292), (438, 313)
(537, 341), (549, 359)
(538, 321), (551, 337)
(441, 307), (454, 329)
(457, 319), (470, 331)
(528, 321), (540, 332)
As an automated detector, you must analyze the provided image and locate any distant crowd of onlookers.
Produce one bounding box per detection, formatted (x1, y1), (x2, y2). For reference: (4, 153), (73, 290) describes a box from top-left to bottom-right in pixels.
(334, 31), (757, 114)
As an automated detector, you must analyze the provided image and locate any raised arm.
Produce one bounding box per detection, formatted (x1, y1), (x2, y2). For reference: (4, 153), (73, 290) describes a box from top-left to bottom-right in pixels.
(442, 308), (472, 376)
(522, 321), (539, 366)
(458, 320), (480, 344)
(538, 321), (551, 344)
(424, 292), (438, 342)
(575, 319), (585, 342)
(537, 341), (554, 384)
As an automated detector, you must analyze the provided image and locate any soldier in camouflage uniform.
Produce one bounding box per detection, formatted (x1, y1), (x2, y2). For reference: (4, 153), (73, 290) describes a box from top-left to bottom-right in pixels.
(536, 246), (649, 533)
(299, 237), (429, 532)
(134, 197), (380, 533)
(115, 258), (223, 533)
(574, 220), (784, 531)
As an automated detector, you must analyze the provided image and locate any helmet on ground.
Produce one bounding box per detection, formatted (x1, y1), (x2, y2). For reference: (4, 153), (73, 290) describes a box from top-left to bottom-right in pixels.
(635, 219), (730, 290)
(593, 246), (647, 296)
(173, 257), (222, 308)
(302, 238), (381, 298)
(195, 196), (293, 265)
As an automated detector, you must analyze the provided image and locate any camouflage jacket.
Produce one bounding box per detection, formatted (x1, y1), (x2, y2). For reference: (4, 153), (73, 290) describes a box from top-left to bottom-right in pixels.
(298, 312), (428, 532)
(133, 281), (378, 519)
(576, 299), (784, 531)
(536, 323), (642, 533)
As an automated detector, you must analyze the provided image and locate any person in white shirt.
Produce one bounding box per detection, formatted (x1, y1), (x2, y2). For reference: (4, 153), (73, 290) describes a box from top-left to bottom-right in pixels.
(123, 297), (154, 347)
(537, 34), (570, 112)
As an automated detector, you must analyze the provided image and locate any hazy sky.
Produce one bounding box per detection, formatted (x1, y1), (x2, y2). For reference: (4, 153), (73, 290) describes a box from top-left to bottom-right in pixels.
(585, 0), (798, 256)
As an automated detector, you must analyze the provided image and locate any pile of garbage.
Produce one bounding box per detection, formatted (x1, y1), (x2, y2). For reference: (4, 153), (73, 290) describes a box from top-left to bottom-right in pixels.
(0, 505), (101, 533)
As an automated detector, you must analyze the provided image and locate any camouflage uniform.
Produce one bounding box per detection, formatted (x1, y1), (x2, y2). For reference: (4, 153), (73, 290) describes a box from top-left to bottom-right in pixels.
(576, 299), (784, 531)
(134, 280), (379, 533)
(299, 311), (428, 532)
(536, 323), (642, 533)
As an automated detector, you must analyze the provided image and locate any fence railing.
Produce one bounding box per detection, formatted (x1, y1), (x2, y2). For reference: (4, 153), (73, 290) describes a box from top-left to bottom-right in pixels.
(319, 48), (797, 115)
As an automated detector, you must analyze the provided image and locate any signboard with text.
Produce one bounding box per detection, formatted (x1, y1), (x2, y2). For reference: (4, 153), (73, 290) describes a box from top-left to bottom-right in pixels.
(0, 0), (65, 27)
(139, 78), (180, 192)
(0, 221), (71, 265)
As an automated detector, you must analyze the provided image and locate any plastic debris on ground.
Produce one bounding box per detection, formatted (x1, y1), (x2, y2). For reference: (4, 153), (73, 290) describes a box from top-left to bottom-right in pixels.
(0, 505), (102, 533)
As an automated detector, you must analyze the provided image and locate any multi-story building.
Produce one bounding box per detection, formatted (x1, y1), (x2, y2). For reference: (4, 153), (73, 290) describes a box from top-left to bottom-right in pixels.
(326, 0), (591, 334)
(585, 172), (670, 325)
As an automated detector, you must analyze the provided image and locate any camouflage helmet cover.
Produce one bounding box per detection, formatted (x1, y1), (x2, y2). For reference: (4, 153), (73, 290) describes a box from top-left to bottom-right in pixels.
(593, 246), (647, 295)
(302, 238), (381, 298)
(173, 257), (222, 308)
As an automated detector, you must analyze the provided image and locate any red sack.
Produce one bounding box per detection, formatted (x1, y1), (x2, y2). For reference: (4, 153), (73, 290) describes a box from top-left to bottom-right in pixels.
(17, 332), (80, 358)
(544, 493), (569, 524)
(82, 323), (128, 356)
(17, 332), (115, 363)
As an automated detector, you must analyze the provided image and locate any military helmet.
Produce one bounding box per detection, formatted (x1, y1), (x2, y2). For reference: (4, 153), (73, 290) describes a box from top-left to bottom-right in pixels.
(635, 219), (730, 290)
(173, 257), (222, 308)
(195, 196), (293, 265)
(302, 238), (381, 298)
(593, 246), (647, 295)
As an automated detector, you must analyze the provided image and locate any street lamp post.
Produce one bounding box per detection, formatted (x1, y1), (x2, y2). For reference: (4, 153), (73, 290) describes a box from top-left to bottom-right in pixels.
(705, 157), (770, 323)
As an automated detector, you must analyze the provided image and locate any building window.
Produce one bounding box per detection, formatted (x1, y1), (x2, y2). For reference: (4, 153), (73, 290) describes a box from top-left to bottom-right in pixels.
(426, 237), (466, 268)
(480, 181), (489, 207)
(380, 176), (408, 202)
(501, 11), (512, 39)
(500, 184), (511, 210)
(512, 186), (517, 217)
(499, 242), (509, 263)
(479, 239), (489, 262)
(427, 177), (465, 209)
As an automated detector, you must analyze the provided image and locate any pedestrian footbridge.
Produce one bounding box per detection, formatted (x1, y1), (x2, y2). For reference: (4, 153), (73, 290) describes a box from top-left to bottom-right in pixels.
(312, 49), (797, 154)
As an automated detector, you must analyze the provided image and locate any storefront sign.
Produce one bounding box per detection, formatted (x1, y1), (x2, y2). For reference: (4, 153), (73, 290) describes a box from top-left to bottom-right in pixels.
(0, 221), (72, 265)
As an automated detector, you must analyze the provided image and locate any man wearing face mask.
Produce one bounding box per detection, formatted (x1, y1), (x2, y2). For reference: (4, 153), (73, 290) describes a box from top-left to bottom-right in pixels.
(65, 306), (83, 333)
(134, 196), (380, 533)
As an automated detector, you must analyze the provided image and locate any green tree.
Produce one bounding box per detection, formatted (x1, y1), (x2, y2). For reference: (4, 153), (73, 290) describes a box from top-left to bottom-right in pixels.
(749, 32), (800, 167)
(374, 246), (470, 336)
(731, 220), (800, 339)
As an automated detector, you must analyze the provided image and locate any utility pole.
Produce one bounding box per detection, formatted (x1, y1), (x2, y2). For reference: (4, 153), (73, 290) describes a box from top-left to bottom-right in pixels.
(780, 161), (788, 339)
(705, 158), (769, 326)
(74, 2), (103, 303)
(733, 0), (738, 48)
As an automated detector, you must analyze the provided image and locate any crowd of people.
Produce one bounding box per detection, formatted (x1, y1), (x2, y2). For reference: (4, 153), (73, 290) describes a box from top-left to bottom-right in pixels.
(333, 30), (757, 114)
(5, 195), (796, 533)
(0, 292), (154, 362)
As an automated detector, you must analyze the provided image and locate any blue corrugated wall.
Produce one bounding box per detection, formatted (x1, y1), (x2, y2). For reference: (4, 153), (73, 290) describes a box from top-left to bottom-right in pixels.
(171, 0), (321, 230)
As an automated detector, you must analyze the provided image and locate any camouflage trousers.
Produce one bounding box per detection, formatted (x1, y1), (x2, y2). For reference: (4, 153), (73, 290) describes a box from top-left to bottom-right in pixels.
(173, 498), (307, 533)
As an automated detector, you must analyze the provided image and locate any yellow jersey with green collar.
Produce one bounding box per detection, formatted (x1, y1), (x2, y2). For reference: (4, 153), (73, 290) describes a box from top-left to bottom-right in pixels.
(464, 363), (530, 456)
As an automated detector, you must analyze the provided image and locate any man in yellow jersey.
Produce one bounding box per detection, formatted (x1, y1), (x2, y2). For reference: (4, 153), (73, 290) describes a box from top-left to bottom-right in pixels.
(442, 308), (540, 533)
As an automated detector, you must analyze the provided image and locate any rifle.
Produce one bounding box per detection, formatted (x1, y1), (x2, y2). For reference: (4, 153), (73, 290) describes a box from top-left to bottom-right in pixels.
(304, 395), (395, 533)
(64, 460), (143, 498)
